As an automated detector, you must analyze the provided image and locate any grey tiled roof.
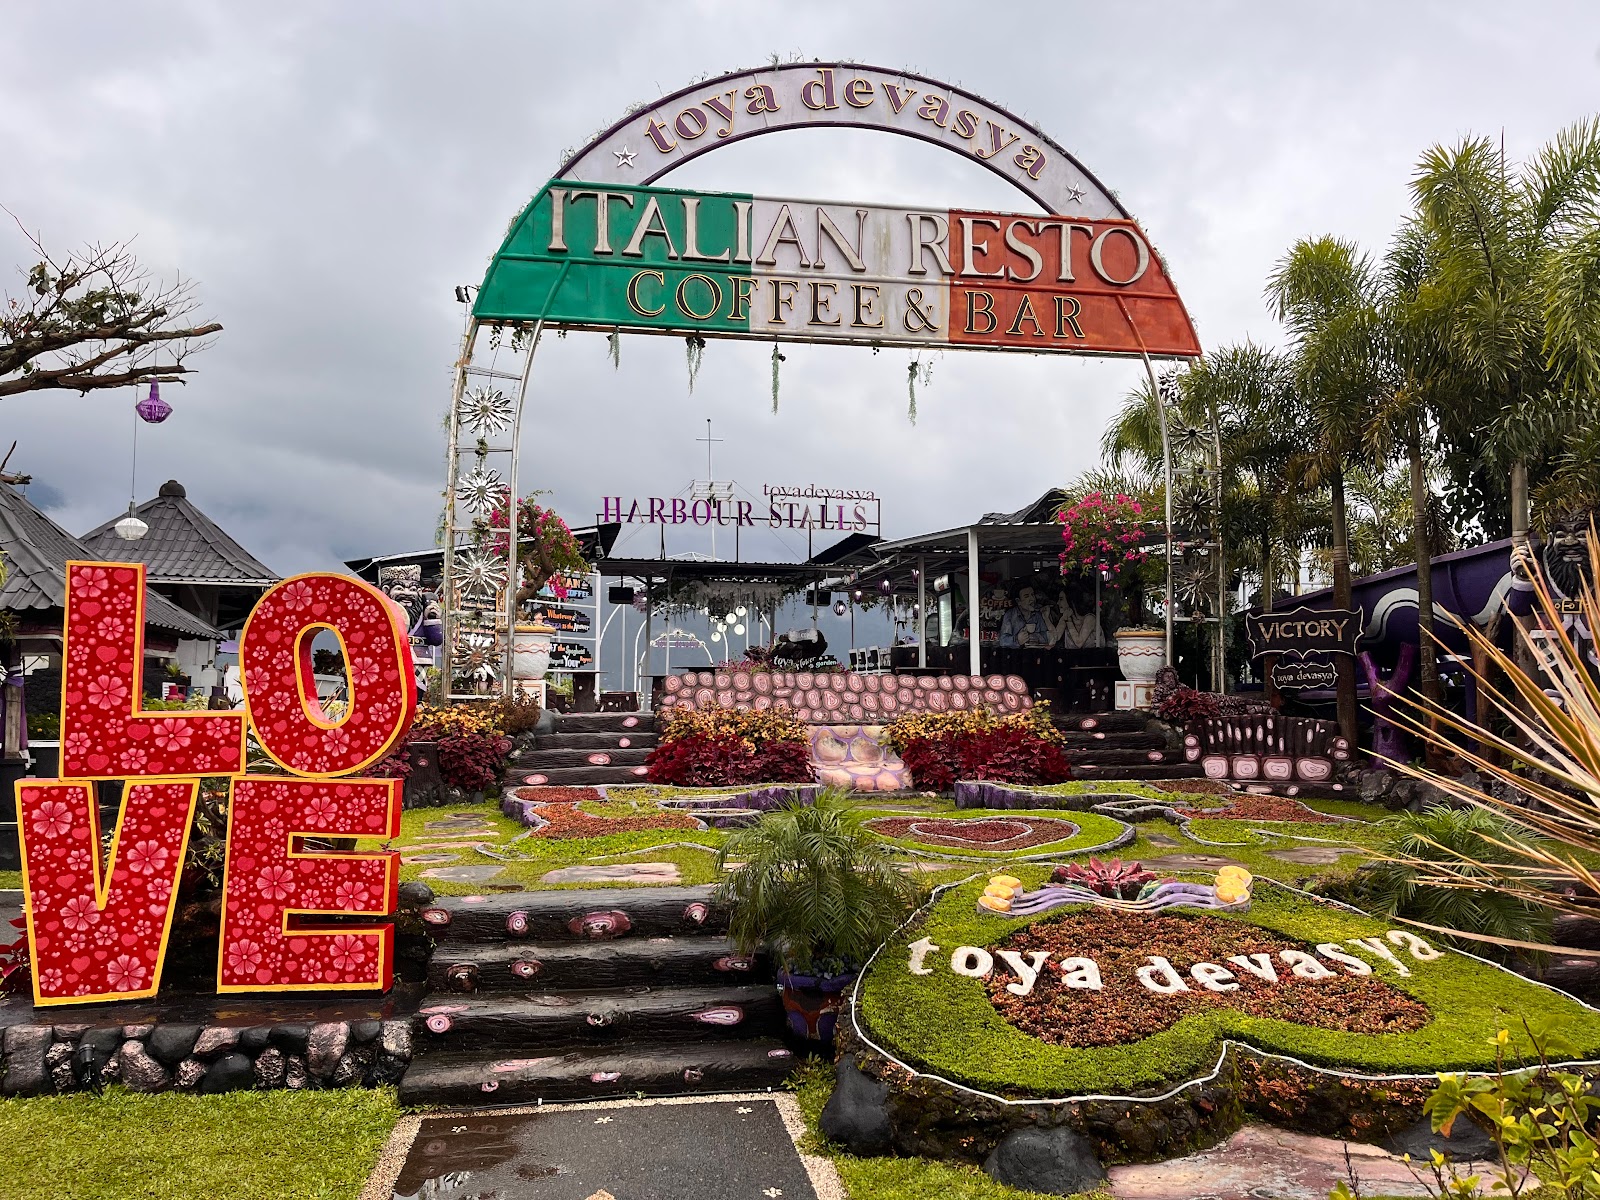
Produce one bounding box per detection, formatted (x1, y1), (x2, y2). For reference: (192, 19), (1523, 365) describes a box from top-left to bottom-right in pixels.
(0, 484), (221, 639)
(81, 480), (278, 586)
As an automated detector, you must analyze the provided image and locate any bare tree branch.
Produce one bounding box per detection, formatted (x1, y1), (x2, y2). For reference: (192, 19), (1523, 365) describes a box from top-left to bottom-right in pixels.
(0, 210), (222, 398)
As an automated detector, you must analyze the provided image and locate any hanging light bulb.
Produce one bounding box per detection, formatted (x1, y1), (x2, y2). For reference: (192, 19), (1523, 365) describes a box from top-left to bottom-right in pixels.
(735, 605), (747, 617)
(877, 579), (893, 596)
(135, 381), (173, 424)
(724, 611), (737, 625)
(852, 589), (864, 602)
(734, 623), (745, 636)
(113, 501), (148, 541)
(832, 600), (847, 617)
(709, 631), (722, 643)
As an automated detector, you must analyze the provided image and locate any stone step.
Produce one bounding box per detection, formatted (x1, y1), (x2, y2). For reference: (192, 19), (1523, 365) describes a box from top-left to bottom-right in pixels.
(414, 984), (783, 1050)
(1056, 711), (1150, 733)
(532, 731), (660, 751)
(511, 747), (655, 771)
(397, 1038), (795, 1106)
(419, 886), (727, 945)
(1068, 747), (1180, 767)
(1069, 762), (1205, 780)
(428, 936), (769, 994)
(554, 713), (655, 736)
(1056, 730), (1167, 751)
(516, 764), (654, 787)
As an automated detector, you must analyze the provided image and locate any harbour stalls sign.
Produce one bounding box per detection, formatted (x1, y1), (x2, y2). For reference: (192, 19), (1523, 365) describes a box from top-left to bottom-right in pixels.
(15, 563), (416, 1006)
(475, 184), (1199, 358)
(601, 484), (881, 533)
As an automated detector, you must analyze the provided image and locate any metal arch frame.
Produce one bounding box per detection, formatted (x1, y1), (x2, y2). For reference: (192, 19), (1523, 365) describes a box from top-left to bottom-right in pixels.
(441, 67), (1205, 702)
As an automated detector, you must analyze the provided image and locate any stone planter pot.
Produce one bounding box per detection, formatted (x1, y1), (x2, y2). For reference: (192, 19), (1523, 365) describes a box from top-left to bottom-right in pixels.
(1114, 628), (1166, 683)
(777, 966), (859, 1045)
(512, 623), (554, 682)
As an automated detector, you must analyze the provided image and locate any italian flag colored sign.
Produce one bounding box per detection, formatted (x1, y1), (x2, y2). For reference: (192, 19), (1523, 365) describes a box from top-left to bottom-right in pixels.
(474, 182), (1200, 358)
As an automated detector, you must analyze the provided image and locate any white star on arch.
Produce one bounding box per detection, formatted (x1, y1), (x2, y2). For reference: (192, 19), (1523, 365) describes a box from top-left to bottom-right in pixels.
(1065, 183), (1087, 204)
(613, 146), (637, 168)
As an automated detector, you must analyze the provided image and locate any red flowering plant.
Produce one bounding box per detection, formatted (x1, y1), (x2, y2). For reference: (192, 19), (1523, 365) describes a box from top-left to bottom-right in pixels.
(486, 496), (589, 603)
(881, 707), (1072, 792)
(0, 916), (30, 997)
(646, 707), (813, 787)
(1057, 492), (1152, 581)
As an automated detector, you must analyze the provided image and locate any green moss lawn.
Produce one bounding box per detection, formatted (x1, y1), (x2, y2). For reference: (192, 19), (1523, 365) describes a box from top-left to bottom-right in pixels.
(0, 1088), (398, 1200)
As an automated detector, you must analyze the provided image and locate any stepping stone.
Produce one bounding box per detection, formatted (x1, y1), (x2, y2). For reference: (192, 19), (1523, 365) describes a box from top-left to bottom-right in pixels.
(1143, 832), (1180, 847)
(1266, 845), (1366, 865)
(419, 865), (506, 883)
(1108, 1123), (1477, 1199)
(383, 1097), (819, 1199)
(1139, 853), (1247, 873)
(402, 853), (459, 865)
(541, 862), (681, 884)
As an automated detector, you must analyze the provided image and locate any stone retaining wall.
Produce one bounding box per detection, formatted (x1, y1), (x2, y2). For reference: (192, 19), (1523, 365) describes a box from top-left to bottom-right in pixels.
(1, 1014), (413, 1097)
(660, 669), (1031, 723)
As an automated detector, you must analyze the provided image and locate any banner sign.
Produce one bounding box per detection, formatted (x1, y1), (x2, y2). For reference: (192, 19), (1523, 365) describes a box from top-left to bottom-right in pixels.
(1246, 607), (1365, 661)
(1270, 658), (1338, 690)
(600, 484), (880, 533)
(474, 183), (1200, 358)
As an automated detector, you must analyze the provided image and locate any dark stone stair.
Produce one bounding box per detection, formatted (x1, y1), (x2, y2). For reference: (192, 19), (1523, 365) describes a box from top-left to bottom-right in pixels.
(415, 984), (783, 1050)
(1070, 761), (1205, 780)
(532, 731), (660, 751)
(513, 764), (655, 786)
(397, 1038), (795, 1106)
(511, 711), (662, 786)
(514, 747), (654, 771)
(400, 882), (793, 1105)
(418, 886), (728, 944)
(428, 937), (767, 995)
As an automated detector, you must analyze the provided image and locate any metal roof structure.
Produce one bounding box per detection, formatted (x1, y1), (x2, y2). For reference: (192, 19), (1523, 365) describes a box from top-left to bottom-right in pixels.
(80, 480), (279, 587)
(0, 484), (221, 639)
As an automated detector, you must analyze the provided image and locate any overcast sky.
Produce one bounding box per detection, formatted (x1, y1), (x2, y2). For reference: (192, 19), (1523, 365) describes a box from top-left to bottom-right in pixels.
(4, 2), (1598, 591)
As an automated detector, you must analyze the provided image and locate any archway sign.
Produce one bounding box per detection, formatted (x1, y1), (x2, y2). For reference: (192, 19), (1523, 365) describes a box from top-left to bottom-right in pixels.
(442, 64), (1205, 697)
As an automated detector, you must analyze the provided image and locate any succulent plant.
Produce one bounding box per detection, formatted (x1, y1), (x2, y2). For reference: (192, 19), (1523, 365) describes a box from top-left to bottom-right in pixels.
(1051, 857), (1159, 900)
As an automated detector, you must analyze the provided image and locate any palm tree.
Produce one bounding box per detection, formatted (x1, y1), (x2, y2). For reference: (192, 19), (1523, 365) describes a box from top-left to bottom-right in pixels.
(1409, 120), (1600, 545)
(1266, 236), (1389, 743)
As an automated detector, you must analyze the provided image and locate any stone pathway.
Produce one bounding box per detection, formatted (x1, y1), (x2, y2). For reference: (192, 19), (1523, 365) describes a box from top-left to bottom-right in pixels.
(540, 862), (681, 884)
(418, 865), (506, 884)
(1107, 1125), (1478, 1199)
(374, 1095), (840, 1200)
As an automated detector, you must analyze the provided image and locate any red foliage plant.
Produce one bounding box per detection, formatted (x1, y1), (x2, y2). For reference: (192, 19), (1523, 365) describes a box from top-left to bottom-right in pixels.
(897, 726), (1072, 792)
(1155, 685), (1221, 730)
(435, 733), (512, 794)
(646, 734), (812, 787)
(0, 917), (29, 997)
(1050, 857), (1157, 899)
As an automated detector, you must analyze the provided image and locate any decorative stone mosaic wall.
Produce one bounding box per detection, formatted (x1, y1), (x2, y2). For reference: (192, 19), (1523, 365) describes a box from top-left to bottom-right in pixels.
(660, 669), (1031, 723)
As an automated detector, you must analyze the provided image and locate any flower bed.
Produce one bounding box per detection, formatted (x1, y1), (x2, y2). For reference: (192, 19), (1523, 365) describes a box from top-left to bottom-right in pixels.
(987, 911), (1428, 1048)
(854, 874), (1600, 1100)
(866, 815), (1081, 851)
(1174, 796), (1341, 824)
(524, 802), (699, 840)
(513, 785), (606, 804)
(645, 706), (812, 787)
(881, 707), (1071, 791)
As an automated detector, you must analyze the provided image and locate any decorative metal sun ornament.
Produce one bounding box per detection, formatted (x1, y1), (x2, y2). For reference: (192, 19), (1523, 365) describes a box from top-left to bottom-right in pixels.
(451, 630), (500, 683)
(1174, 479), (1215, 535)
(453, 549), (507, 600)
(459, 387), (514, 437)
(1169, 420), (1213, 459)
(455, 467), (507, 514)
(1175, 558), (1216, 613)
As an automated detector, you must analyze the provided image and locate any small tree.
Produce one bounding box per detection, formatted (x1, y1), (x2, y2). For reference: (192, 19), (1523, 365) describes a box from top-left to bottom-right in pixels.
(1, 217), (221, 399)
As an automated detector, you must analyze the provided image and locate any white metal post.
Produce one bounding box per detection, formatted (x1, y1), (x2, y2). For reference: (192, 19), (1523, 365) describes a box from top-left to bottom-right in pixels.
(917, 553), (927, 669)
(966, 528), (981, 678)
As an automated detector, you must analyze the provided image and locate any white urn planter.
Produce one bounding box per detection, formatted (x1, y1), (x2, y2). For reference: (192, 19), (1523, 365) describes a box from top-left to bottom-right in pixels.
(1114, 627), (1166, 710)
(512, 622), (555, 682)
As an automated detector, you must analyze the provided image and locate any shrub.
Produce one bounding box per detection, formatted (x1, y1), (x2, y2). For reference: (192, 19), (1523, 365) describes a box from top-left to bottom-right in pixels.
(714, 793), (922, 974)
(646, 705), (812, 787)
(1155, 684), (1221, 729)
(884, 706), (1071, 790)
(1354, 805), (1554, 958)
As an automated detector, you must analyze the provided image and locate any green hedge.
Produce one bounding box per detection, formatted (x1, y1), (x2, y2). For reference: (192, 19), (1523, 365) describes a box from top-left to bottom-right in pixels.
(857, 871), (1600, 1098)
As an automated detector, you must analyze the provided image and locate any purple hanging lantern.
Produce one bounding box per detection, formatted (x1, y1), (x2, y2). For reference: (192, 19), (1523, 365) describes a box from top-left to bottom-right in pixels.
(136, 381), (172, 424)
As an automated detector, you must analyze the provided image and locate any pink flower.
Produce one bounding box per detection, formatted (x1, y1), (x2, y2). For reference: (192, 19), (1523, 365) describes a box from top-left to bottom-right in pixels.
(32, 799), (75, 839)
(105, 954), (147, 992)
(257, 864), (294, 900)
(334, 880), (370, 910)
(330, 934), (368, 974)
(226, 938), (263, 975)
(281, 580), (315, 612)
(96, 615), (125, 640)
(119, 746), (148, 771)
(305, 795), (339, 828)
(73, 566), (111, 598)
(87, 673), (129, 711)
(65, 731), (90, 756)
(152, 718), (192, 752)
(350, 658), (381, 687)
(61, 894), (101, 932)
(125, 839), (169, 877)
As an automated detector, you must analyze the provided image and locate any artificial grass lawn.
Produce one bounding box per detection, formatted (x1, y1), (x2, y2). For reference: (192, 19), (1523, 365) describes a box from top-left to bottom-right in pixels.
(0, 870), (21, 890)
(860, 808), (1132, 860)
(859, 873), (1600, 1099)
(0, 1087), (398, 1200)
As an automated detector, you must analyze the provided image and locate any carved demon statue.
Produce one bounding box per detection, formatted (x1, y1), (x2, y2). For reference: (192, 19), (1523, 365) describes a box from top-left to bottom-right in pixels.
(1538, 508), (1598, 674)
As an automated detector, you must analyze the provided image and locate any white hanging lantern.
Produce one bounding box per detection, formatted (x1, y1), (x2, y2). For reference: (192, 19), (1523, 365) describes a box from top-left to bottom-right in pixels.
(114, 504), (148, 541)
